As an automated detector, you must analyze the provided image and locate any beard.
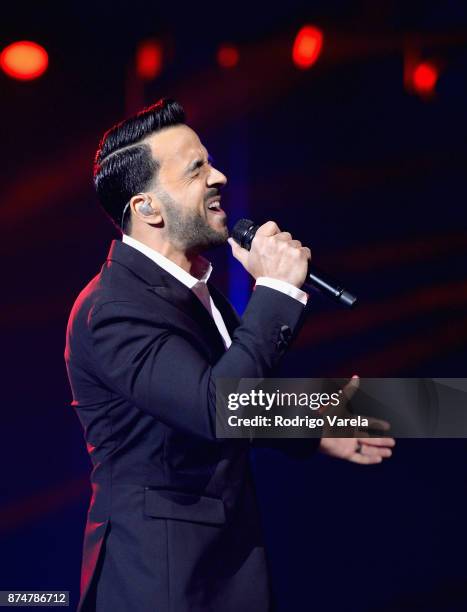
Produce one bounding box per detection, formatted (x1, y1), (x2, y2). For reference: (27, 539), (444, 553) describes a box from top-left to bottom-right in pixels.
(156, 188), (228, 253)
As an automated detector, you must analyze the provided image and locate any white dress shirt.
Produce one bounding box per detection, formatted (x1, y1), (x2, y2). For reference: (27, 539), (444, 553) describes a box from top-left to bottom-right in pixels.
(122, 234), (308, 350)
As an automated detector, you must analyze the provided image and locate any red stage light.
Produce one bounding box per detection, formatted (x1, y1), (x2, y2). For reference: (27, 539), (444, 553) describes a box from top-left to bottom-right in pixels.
(217, 44), (239, 68)
(136, 40), (163, 80)
(0, 41), (48, 81)
(292, 25), (323, 69)
(412, 62), (438, 94)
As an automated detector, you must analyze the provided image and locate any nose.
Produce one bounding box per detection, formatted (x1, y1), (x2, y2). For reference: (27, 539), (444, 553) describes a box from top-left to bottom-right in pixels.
(207, 165), (228, 187)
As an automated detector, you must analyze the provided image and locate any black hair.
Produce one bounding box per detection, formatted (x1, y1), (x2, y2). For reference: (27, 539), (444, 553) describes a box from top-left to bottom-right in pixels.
(93, 98), (186, 233)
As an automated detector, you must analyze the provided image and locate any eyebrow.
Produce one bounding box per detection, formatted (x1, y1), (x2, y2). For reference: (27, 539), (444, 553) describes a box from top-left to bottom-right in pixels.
(185, 153), (214, 174)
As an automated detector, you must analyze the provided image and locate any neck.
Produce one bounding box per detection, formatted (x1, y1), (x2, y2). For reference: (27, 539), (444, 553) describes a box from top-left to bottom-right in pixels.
(126, 229), (197, 274)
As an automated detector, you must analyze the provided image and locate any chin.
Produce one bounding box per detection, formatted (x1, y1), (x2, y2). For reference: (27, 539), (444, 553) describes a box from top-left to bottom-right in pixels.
(209, 220), (228, 236)
(207, 227), (229, 249)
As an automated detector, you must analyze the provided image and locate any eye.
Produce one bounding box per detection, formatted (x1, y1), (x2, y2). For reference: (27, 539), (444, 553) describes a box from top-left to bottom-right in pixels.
(191, 160), (207, 176)
(188, 156), (211, 177)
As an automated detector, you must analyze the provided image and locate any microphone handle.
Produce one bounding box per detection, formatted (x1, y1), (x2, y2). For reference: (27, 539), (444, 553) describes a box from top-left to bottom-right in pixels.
(306, 266), (357, 308)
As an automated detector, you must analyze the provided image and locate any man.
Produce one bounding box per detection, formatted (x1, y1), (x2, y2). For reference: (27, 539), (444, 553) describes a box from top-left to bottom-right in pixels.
(65, 98), (394, 612)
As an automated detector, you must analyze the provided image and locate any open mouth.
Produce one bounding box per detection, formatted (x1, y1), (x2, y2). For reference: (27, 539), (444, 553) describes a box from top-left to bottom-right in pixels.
(206, 199), (225, 215)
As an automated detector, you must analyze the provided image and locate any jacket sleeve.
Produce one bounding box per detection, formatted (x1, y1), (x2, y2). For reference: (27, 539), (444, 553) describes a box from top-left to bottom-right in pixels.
(89, 286), (306, 441)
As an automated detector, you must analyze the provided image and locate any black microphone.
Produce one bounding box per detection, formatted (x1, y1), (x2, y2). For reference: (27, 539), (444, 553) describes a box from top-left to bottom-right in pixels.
(231, 218), (357, 309)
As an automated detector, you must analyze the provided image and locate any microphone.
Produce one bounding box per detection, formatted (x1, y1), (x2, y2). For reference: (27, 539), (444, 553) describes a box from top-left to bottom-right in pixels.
(231, 218), (357, 309)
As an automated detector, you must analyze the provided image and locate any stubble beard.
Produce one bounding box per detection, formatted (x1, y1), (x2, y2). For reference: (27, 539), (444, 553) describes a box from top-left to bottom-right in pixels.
(157, 188), (228, 253)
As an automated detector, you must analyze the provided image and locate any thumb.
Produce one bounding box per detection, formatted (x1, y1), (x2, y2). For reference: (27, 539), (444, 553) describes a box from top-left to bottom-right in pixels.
(342, 375), (360, 402)
(228, 237), (248, 265)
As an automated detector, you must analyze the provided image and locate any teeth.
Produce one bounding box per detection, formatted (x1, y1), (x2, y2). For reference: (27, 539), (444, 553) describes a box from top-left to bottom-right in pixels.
(208, 202), (220, 210)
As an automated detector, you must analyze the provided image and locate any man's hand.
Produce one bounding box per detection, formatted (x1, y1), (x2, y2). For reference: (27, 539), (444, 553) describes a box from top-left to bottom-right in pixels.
(318, 375), (396, 465)
(319, 437), (395, 465)
(228, 220), (311, 289)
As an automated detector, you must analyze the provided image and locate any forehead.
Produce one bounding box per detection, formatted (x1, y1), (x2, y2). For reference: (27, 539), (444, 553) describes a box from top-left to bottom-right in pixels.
(144, 124), (206, 168)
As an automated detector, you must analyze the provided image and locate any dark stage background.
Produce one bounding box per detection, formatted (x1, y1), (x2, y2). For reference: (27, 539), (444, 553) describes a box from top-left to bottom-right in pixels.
(2, 1), (467, 610)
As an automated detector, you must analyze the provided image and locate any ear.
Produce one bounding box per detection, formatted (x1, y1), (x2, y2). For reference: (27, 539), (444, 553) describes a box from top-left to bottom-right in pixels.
(130, 193), (163, 225)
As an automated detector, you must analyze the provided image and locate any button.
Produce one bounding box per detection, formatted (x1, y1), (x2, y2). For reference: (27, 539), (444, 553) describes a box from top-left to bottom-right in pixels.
(279, 325), (292, 342)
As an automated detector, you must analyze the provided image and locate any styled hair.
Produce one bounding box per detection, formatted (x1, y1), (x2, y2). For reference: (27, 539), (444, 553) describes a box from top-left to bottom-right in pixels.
(93, 98), (186, 233)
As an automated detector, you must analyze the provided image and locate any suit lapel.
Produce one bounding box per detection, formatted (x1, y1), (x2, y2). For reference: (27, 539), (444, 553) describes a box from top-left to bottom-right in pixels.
(107, 239), (240, 359)
(148, 282), (227, 358)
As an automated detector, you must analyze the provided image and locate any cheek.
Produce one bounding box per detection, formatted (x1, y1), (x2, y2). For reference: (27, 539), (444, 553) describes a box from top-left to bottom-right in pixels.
(180, 178), (203, 198)
(189, 182), (207, 207)
(170, 175), (206, 209)
(167, 183), (194, 208)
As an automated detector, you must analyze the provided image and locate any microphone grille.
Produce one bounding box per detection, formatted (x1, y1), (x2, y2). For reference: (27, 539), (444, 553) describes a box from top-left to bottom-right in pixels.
(231, 218), (257, 250)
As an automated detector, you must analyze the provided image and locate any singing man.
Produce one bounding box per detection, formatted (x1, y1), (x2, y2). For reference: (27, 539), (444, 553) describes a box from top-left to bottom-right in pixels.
(65, 98), (393, 612)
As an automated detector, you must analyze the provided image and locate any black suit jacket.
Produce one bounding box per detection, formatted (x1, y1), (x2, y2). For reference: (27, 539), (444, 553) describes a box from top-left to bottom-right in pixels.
(65, 239), (315, 612)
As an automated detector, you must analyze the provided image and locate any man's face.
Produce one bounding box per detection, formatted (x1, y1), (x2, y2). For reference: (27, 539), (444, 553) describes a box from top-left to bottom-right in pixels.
(144, 124), (228, 253)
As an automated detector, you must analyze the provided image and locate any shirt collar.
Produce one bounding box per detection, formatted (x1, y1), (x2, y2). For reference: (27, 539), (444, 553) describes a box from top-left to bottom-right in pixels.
(122, 234), (212, 289)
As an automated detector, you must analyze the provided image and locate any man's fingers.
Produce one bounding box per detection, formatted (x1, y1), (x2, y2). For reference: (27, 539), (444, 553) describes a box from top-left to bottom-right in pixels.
(340, 380), (392, 434)
(354, 430), (370, 438)
(349, 453), (383, 465)
(358, 437), (396, 448)
(255, 220), (281, 236)
(358, 444), (393, 458)
(227, 237), (248, 266)
(342, 375), (360, 401)
(361, 417), (391, 432)
(272, 233), (303, 250)
(273, 232), (292, 242)
(348, 437), (396, 464)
